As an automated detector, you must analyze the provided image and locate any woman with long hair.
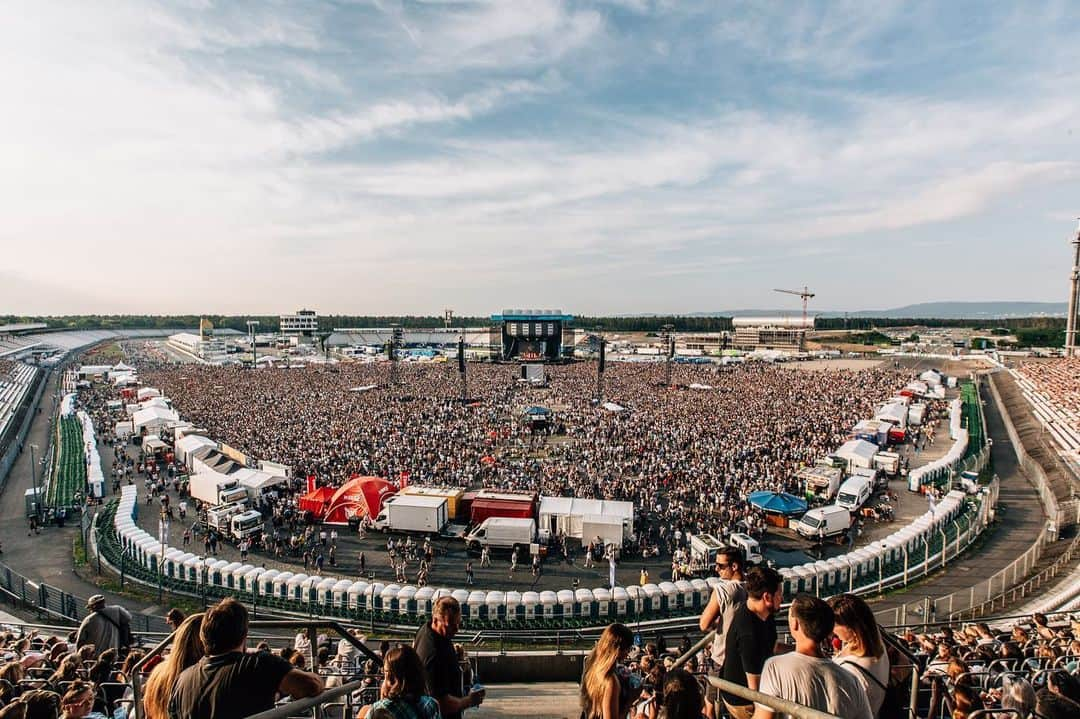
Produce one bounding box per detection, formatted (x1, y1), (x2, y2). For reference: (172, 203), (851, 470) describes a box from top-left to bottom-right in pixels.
(659, 669), (705, 719)
(358, 646), (440, 719)
(581, 623), (636, 719)
(828, 594), (890, 718)
(141, 614), (204, 719)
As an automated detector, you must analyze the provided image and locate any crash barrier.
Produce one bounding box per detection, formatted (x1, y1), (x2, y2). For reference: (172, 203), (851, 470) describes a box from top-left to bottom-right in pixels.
(100, 480), (999, 630)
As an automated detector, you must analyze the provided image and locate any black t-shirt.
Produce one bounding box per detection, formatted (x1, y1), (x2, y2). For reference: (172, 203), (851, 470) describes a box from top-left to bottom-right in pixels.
(414, 622), (463, 719)
(169, 650), (293, 719)
(721, 604), (777, 707)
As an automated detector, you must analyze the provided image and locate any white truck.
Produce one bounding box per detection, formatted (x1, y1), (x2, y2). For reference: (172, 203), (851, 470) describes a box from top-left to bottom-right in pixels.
(793, 505), (851, 539)
(835, 475), (873, 511)
(229, 509), (264, 542)
(798, 465), (842, 503)
(204, 502), (248, 534)
(190, 474), (248, 506)
(372, 495), (449, 534)
(872, 451), (901, 479)
(728, 532), (764, 565)
(464, 517), (536, 553)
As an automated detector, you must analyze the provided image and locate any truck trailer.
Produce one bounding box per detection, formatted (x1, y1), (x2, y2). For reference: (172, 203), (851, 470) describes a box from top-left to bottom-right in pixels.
(468, 491), (537, 526)
(190, 473), (248, 506)
(372, 495), (449, 534)
(399, 485), (466, 521)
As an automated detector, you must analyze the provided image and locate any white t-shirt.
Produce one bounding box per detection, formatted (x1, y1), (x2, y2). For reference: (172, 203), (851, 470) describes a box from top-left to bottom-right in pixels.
(708, 579), (747, 667)
(757, 651), (873, 719)
(835, 653), (890, 717)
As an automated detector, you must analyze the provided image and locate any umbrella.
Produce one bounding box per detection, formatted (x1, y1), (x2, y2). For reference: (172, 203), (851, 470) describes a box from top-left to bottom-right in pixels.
(524, 406), (552, 416)
(748, 491), (807, 516)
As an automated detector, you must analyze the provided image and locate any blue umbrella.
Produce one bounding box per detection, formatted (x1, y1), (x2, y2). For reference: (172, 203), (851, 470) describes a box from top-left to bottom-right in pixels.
(748, 491), (807, 516)
(524, 406), (552, 416)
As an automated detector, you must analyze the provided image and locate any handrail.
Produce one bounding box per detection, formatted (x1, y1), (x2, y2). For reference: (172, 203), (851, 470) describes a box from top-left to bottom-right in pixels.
(129, 619), (381, 719)
(705, 675), (841, 719)
(242, 679), (368, 719)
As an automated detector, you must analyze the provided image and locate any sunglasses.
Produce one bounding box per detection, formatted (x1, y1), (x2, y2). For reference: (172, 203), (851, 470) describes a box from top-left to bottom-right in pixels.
(715, 563), (730, 570)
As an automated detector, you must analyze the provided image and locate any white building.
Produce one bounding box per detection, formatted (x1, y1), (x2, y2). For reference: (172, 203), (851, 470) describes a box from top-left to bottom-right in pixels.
(732, 316), (813, 352)
(280, 309), (318, 340)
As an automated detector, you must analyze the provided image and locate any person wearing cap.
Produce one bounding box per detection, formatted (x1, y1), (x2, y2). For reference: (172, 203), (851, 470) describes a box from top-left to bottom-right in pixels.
(75, 595), (132, 657)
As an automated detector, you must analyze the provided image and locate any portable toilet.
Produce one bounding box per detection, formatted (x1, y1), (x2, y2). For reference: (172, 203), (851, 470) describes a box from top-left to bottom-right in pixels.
(274, 572), (296, 599)
(467, 591), (486, 621)
(539, 590), (557, 619)
(332, 580), (353, 609)
(347, 581), (370, 610)
(641, 584), (661, 614)
(207, 559), (230, 587)
(242, 567), (264, 594)
(414, 587), (435, 616)
(593, 587), (611, 617)
(362, 582), (382, 610)
(610, 587), (628, 617)
(229, 563), (253, 590)
(175, 553), (196, 582)
(575, 588), (595, 619)
(163, 549), (185, 578)
(285, 574), (309, 602)
(520, 591), (538, 619)
(556, 590), (575, 618)
(485, 591), (506, 621)
(317, 578), (338, 606)
(378, 584), (401, 613)
(674, 580), (695, 609)
(506, 591), (524, 621)
(779, 568), (795, 598)
(824, 558), (845, 588)
(259, 569), (281, 597)
(658, 582), (678, 611)
(398, 586), (417, 616)
(299, 576), (320, 603)
(812, 560), (831, 591)
(794, 566), (814, 595)
(690, 579), (710, 608)
(451, 589), (470, 617)
(137, 539), (159, 571)
(220, 562), (244, 589)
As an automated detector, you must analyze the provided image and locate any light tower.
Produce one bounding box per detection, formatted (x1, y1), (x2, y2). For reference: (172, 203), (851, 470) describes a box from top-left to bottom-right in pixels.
(1067, 219), (1080, 357)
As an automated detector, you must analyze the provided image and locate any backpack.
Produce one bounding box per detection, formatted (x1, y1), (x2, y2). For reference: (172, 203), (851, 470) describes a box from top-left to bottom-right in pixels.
(840, 649), (908, 719)
(95, 609), (133, 651)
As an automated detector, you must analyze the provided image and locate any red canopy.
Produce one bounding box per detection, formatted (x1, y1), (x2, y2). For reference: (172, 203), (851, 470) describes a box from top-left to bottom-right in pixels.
(297, 486), (335, 516)
(323, 476), (397, 525)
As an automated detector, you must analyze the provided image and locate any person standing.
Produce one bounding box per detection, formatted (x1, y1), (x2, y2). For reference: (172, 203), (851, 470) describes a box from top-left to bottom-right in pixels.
(608, 550), (617, 590)
(413, 597), (484, 719)
(580, 623), (638, 719)
(721, 566), (783, 719)
(829, 594), (890, 718)
(466, 561), (474, 586)
(753, 595), (872, 719)
(698, 546), (747, 715)
(169, 598), (323, 719)
(76, 595), (132, 657)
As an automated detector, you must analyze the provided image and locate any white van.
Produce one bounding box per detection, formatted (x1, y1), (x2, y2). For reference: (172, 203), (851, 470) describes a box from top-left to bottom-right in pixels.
(793, 505), (851, 539)
(835, 475), (873, 511)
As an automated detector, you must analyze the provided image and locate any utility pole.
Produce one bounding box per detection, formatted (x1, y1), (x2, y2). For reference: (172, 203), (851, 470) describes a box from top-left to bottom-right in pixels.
(595, 326), (606, 402)
(661, 324), (675, 387)
(246, 320), (259, 367)
(1065, 219), (1080, 357)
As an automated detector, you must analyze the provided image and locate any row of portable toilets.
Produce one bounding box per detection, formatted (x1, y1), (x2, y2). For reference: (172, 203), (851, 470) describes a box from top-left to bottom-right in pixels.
(112, 484), (977, 623)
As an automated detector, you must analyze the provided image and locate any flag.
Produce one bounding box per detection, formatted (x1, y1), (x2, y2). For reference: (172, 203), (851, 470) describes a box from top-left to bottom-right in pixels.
(400, 471), (410, 489)
(307, 475), (316, 494)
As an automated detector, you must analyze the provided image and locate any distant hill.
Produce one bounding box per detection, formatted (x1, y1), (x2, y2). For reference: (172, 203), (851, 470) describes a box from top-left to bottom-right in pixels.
(683, 301), (1067, 320)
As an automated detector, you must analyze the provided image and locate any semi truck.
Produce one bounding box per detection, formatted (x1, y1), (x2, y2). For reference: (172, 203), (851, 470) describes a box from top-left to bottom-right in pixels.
(228, 509), (264, 542)
(464, 517), (536, 553)
(798, 465), (842, 503)
(372, 495), (449, 534)
(190, 473), (248, 506)
(467, 491), (537, 526)
(204, 502), (248, 534)
(399, 485), (466, 522)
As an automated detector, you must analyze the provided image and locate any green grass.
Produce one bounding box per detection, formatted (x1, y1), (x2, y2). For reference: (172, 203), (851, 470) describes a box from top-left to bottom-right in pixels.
(48, 416), (86, 508)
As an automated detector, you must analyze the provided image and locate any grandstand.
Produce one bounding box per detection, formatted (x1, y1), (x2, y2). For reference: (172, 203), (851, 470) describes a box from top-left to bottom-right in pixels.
(327, 327), (491, 348)
(0, 361), (38, 446)
(0, 329), (188, 360)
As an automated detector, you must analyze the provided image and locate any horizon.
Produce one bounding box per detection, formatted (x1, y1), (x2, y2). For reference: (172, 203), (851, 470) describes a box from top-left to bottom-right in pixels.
(2, 2), (1078, 315)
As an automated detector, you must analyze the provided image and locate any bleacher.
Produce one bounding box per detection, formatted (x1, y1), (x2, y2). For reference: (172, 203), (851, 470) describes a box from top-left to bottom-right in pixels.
(0, 329), (187, 360)
(0, 360), (39, 446)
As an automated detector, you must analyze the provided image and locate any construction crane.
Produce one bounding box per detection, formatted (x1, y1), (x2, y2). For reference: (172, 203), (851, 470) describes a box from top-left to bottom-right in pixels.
(773, 286), (815, 324)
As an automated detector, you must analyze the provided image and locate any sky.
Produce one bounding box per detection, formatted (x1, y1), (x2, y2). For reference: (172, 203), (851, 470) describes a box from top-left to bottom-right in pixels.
(2, 0), (1079, 316)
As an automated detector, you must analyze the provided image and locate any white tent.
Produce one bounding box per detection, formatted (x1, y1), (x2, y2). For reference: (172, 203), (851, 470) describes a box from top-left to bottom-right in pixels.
(601, 402), (627, 413)
(132, 406), (180, 432)
(140, 396), (172, 410)
(175, 434), (216, 465)
(112, 362), (135, 372)
(835, 439), (879, 470)
(232, 468), (287, 495)
(137, 387), (162, 401)
(538, 497), (634, 539)
(689, 383), (714, 391)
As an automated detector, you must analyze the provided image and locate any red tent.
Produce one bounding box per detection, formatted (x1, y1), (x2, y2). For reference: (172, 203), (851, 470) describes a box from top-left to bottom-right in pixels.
(297, 486), (336, 517)
(323, 476), (397, 525)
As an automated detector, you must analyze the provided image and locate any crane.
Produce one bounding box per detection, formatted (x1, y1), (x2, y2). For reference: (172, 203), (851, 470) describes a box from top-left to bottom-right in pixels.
(773, 286), (815, 324)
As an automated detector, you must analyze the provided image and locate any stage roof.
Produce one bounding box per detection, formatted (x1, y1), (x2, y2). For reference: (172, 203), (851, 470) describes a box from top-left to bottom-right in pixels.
(491, 309), (573, 321)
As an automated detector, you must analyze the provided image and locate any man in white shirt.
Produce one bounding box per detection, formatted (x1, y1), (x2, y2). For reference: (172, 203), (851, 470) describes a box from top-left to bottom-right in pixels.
(698, 546), (748, 717)
(754, 594), (872, 719)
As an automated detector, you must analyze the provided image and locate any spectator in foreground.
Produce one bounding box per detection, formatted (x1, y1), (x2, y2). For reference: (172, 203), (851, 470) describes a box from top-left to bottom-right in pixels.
(414, 597), (484, 719)
(1035, 686), (1080, 719)
(753, 594), (871, 719)
(358, 646), (441, 719)
(75, 596), (131, 657)
(721, 566), (782, 719)
(2, 689), (61, 719)
(698, 546), (747, 717)
(828, 593), (890, 717)
(168, 598), (323, 719)
(581, 623), (637, 719)
(143, 614), (204, 719)
(59, 681), (106, 719)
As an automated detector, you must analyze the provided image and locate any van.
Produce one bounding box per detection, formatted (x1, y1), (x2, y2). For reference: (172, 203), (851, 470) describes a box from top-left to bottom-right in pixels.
(793, 505), (851, 539)
(835, 475), (873, 511)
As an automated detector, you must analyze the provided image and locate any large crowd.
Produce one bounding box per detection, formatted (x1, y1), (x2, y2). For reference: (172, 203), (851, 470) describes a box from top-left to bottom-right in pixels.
(126, 356), (910, 550)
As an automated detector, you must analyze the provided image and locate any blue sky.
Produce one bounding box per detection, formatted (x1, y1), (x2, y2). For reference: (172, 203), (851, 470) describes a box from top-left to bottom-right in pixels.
(1, 1), (1078, 315)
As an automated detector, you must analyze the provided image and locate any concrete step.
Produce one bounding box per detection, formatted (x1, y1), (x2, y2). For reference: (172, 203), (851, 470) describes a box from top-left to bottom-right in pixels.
(471, 682), (580, 719)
